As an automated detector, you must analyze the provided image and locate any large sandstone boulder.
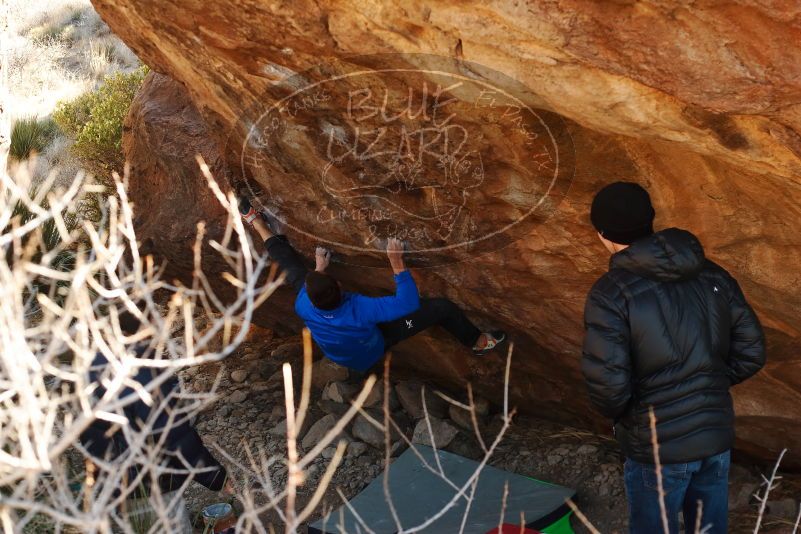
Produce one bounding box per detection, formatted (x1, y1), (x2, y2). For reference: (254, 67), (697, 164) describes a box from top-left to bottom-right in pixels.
(98, 0), (801, 464)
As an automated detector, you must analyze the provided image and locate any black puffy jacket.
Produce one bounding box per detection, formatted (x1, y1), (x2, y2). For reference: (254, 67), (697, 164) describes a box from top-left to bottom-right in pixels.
(581, 228), (765, 464)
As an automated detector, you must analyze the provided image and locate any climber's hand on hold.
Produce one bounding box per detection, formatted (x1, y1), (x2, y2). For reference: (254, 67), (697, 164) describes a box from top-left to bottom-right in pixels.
(386, 238), (406, 274)
(315, 246), (332, 272)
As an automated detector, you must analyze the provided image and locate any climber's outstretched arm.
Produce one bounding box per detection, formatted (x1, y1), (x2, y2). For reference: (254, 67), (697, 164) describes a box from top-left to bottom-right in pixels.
(251, 218), (273, 241)
(386, 238), (406, 275)
(240, 197), (307, 292)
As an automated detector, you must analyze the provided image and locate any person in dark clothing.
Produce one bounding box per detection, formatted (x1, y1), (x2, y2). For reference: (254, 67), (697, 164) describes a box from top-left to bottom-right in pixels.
(581, 182), (766, 534)
(239, 197), (506, 371)
(79, 311), (230, 529)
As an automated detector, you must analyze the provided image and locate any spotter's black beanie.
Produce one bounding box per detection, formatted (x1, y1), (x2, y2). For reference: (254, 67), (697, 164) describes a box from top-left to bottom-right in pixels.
(590, 182), (655, 245)
(305, 271), (342, 310)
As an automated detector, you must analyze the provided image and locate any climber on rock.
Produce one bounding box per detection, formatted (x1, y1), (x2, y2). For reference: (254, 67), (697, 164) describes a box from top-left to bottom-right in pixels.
(581, 182), (766, 534)
(238, 195), (506, 372)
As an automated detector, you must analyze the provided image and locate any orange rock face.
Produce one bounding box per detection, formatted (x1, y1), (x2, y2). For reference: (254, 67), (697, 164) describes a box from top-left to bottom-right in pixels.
(100, 0), (801, 464)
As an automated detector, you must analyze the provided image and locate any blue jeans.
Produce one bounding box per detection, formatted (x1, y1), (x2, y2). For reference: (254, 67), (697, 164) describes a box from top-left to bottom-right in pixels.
(624, 450), (730, 534)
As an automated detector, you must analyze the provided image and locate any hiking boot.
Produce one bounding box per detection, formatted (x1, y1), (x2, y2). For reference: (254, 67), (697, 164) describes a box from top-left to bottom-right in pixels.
(472, 330), (507, 356)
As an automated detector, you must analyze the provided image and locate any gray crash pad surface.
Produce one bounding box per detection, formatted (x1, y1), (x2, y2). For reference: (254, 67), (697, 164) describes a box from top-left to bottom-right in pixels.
(309, 445), (575, 533)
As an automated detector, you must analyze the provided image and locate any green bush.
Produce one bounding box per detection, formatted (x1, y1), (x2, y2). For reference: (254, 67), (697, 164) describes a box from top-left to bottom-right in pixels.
(9, 116), (59, 162)
(53, 66), (148, 174)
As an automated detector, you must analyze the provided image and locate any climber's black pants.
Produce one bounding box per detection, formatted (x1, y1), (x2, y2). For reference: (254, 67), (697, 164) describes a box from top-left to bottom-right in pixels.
(379, 298), (482, 349)
(264, 236), (308, 293)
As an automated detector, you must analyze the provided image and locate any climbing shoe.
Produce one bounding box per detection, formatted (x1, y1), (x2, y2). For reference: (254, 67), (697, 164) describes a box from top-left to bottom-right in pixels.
(472, 330), (507, 356)
(238, 195), (284, 234)
(238, 195), (259, 226)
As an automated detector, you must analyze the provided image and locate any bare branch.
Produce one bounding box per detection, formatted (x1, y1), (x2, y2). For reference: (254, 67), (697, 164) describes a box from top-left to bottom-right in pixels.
(649, 406), (669, 534)
(754, 448), (788, 534)
(565, 498), (601, 534)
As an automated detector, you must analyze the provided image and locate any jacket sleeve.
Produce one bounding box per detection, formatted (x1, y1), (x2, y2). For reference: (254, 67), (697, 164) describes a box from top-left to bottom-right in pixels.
(725, 276), (766, 385)
(79, 419), (116, 458)
(265, 235), (308, 293)
(353, 270), (420, 324)
(581, 286), (632, 421)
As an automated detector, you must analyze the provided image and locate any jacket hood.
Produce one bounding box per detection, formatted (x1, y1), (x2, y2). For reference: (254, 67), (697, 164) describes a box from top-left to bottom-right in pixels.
(610, 228), (705, 282)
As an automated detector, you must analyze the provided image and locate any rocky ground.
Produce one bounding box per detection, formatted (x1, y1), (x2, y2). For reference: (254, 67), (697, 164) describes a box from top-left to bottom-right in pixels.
(179, 332), (800, 533)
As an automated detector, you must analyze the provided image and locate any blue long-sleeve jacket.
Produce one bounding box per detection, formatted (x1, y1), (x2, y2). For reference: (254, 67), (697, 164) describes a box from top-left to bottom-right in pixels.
(294, 270), (420, 371)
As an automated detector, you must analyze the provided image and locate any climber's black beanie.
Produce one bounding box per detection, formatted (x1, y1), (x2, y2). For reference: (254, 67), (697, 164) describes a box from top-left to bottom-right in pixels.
(590, 182), (655, 245)
(305, 271), (342, 310)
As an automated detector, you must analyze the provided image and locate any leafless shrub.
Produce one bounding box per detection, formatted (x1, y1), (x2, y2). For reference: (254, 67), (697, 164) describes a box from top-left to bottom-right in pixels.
(565, 498), (601, 534)
(0, 149), (526, 534)
(207, 340), (520, 533)
(648, 406), (670, 534)
(0, 159), (281, 531)
(310, 343), (519, 534)
(208, 329), (376, 534)
(753, 448), (788, 534)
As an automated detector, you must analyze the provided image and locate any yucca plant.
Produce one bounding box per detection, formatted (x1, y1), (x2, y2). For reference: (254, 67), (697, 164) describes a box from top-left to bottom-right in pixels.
(9, 117), (60, 163)
(6, 189), (80, 307)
